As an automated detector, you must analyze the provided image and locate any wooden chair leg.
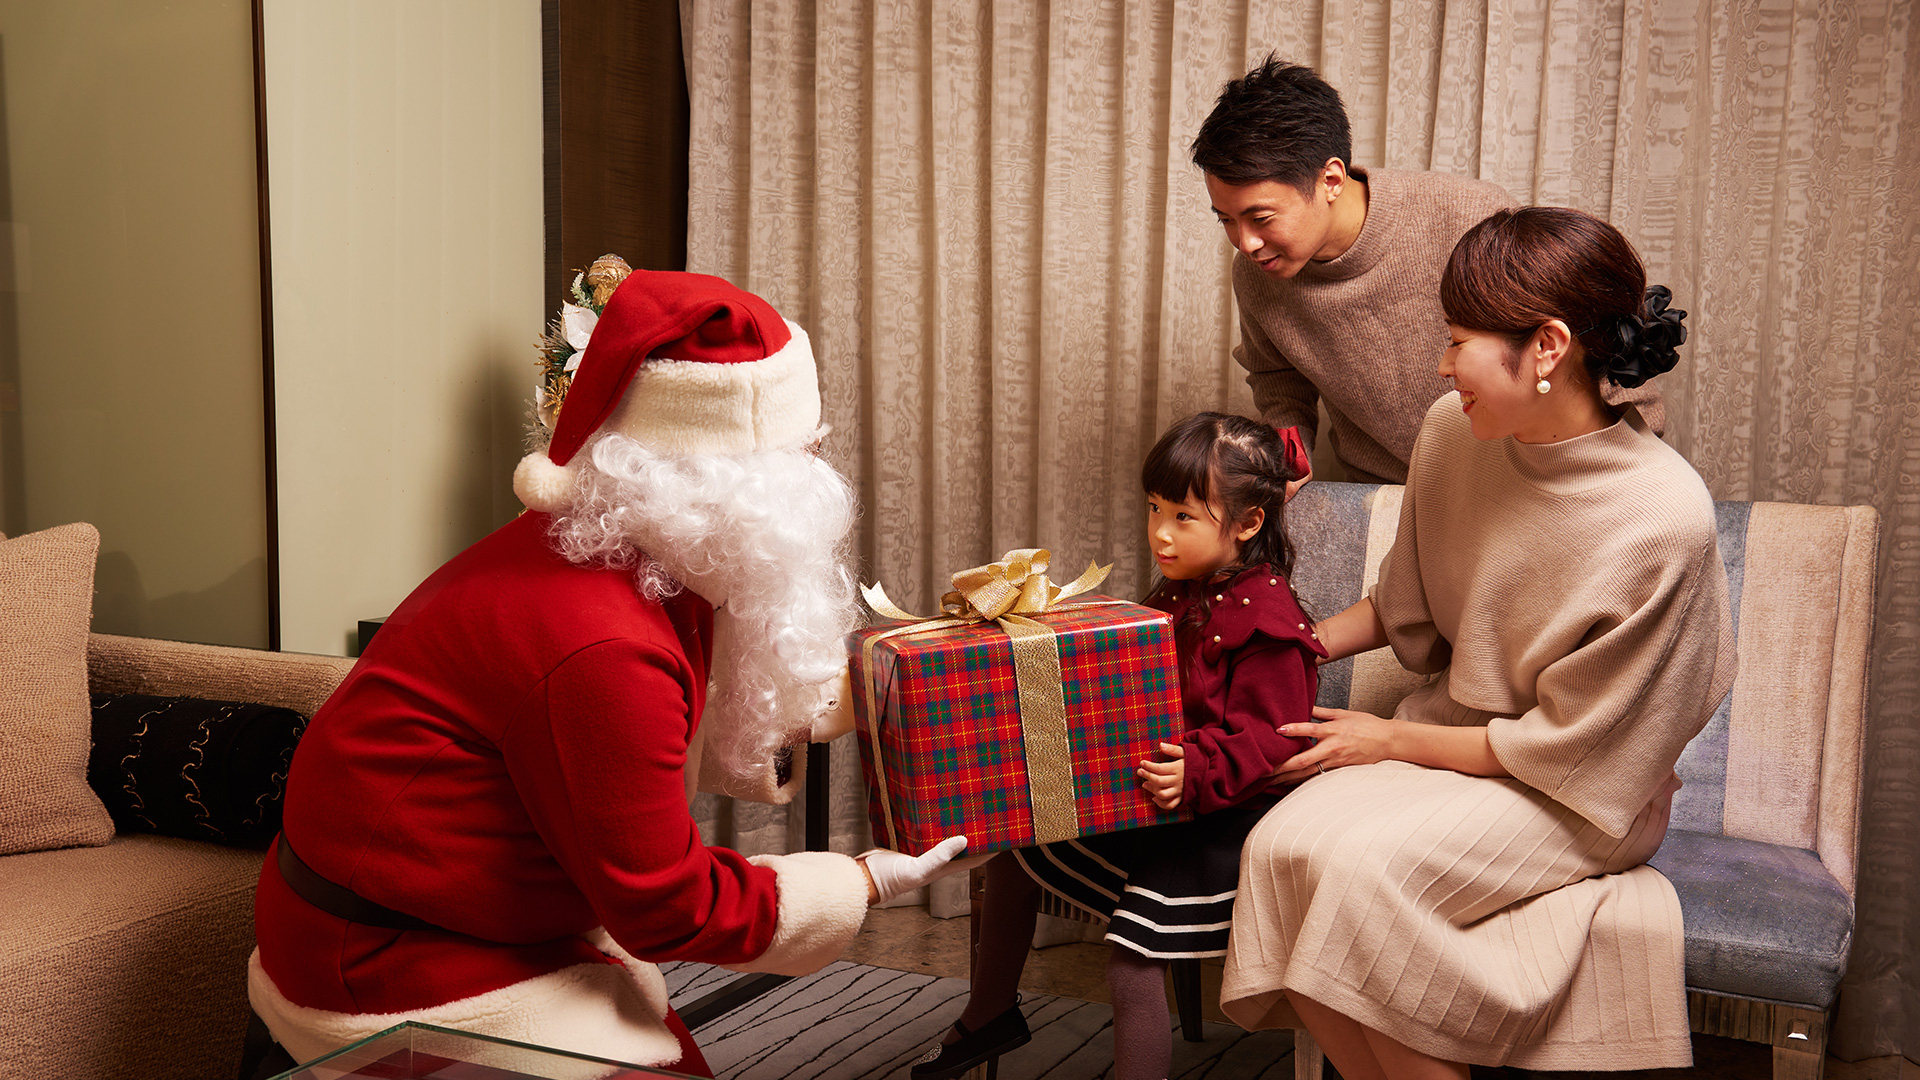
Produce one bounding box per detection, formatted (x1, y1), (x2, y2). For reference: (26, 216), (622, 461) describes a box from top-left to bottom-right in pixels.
(1771, 1005), (1828, 1080)
(1292, 1027), (1324, 1080)
(1169, 958), (1203, 1042)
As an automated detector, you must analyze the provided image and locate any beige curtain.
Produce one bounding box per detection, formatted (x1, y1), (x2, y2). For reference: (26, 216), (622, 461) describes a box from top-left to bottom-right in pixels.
(681, 0), (1920, 1060)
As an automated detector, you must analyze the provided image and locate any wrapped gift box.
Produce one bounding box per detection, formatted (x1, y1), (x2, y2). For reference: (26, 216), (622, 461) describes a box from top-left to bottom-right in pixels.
(851, 595), (1188, 856)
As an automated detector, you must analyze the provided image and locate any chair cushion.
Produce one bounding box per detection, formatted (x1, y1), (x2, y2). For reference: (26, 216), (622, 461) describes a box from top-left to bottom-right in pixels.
(1650, 829), (1852, 1007)
(0, 523), (115, 855)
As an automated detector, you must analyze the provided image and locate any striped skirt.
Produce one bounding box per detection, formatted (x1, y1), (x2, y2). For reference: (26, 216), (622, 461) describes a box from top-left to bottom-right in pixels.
(1014, 794), (1276, 959)
(1222, 762), (1692, 1070)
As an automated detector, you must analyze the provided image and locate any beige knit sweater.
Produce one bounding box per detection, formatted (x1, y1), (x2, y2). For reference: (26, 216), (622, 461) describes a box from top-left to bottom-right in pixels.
(1370, 393), (1734, 836)
(1233, 167), (1666, 484)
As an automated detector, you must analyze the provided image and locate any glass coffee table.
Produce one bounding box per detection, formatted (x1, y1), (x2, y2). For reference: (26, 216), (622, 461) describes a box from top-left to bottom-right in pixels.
(267, 1022), (697, 1080)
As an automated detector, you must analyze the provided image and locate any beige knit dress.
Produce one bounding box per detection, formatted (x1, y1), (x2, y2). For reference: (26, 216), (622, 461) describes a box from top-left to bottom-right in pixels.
(1221, 394), (1736, 1069)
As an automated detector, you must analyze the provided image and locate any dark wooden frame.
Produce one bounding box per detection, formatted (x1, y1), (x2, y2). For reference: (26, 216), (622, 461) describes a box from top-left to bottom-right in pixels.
(250, 0), (281, 650)
(542, 0), (689, 314)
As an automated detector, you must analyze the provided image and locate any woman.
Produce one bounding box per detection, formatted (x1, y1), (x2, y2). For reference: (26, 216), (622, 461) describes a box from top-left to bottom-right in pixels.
(1221, 207), (1734, 1079)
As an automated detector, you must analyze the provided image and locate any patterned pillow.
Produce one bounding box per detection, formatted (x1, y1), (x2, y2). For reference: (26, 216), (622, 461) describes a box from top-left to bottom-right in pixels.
(87, 693), (308, 847)
(0, 523), (115, 855)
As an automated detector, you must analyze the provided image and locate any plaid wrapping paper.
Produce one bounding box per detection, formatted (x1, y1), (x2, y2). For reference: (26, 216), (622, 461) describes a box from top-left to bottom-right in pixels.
(851, 596), (1188, 856)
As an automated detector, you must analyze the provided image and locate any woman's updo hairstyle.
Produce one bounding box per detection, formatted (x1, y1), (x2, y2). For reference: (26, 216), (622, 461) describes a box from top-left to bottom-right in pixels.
(1439, 206), (1688, 389)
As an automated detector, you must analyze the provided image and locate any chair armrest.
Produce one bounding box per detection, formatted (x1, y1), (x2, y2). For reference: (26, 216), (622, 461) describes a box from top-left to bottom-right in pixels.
(1817, 504), (1880, 897)
(86, 633), (354, 718)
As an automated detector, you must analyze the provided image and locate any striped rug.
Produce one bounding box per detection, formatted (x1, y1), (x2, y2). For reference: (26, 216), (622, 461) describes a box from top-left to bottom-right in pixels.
(664, 961), (1301, 1080)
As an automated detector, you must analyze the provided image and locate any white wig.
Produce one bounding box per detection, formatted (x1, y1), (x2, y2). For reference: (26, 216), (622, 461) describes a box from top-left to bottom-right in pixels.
(546, 430), (860, 788)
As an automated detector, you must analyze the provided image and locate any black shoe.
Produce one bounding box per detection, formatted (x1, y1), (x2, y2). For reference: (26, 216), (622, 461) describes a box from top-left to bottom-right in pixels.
(910, 1003), (1032, 1080)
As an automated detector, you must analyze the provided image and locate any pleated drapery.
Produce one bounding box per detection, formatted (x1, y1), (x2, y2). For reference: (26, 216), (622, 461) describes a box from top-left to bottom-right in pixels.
(680, 0), (1920, 1061)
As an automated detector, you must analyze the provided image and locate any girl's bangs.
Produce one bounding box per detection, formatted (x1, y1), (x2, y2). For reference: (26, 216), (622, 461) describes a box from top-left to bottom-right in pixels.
(1142, 424), (1219, 507)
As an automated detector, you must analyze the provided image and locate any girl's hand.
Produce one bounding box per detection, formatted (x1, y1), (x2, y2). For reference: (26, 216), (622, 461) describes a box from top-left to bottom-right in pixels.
(1270, 706), (1398, 784)
(1138, 742), (1186, 810)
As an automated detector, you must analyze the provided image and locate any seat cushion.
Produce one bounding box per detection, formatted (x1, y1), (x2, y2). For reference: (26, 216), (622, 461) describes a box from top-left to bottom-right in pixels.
(0, 833), (264, 1080)
(1649, 829), (1852, 1007)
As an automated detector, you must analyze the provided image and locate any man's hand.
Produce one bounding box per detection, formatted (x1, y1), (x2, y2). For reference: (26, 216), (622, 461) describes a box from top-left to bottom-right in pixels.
(858, 835), (979, 905)
(1277, 425), (1312, 502)
(1138, 741), (1186, 810)
(1284, 467), (1313, 503)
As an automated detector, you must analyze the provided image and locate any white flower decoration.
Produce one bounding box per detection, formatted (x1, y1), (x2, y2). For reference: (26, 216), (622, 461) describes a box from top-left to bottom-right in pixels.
(561, 303), (598, 372)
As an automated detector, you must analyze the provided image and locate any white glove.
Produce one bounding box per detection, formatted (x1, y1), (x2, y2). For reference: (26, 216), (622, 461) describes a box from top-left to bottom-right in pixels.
(858, 835), (975, 905)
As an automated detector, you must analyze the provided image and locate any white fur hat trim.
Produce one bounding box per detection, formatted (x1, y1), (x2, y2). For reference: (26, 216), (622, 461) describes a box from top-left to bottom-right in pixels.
(607, 320), (821, 458)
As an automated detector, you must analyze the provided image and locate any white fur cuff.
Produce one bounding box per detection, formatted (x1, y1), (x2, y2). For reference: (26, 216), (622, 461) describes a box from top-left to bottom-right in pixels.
(726, 851), (870, 975)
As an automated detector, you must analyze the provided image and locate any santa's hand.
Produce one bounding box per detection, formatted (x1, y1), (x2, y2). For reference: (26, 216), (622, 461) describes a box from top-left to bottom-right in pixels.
(858, 835), (974, 905)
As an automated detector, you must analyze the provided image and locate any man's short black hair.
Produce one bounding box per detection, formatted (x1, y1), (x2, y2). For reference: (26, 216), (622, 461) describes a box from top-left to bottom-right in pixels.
(1191, 55), (1353, 196)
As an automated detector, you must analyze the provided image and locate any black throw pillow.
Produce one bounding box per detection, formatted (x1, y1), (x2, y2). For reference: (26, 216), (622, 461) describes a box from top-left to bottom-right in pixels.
(87, 693), (308, 847)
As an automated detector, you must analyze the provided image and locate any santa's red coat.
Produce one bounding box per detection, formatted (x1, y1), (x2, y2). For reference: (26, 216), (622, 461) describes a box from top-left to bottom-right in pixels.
(250, 511), (868, 1067)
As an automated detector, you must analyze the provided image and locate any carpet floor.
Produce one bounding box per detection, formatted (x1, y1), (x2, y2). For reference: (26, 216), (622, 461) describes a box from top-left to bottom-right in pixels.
(663, 961), (1302, 1080)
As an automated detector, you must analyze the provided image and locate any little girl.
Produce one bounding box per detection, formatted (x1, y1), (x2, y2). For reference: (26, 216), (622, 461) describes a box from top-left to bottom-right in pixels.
(913, 412), (1324, 1080)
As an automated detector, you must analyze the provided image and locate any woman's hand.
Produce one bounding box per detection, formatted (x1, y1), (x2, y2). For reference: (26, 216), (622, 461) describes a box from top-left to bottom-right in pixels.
(1272, 707), (1512, 781)
(1616, 771), (1682, 868)
(1270, 706), (1399, 784)
(1138, 742), (1186, 810)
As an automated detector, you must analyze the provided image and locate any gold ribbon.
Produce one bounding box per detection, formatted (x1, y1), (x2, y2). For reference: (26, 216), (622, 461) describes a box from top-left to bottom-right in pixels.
(858, 550), (1111, 851)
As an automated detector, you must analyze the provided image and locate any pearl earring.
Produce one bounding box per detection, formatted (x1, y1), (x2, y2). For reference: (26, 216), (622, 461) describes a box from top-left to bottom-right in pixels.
(1536, 378), (1552, 394)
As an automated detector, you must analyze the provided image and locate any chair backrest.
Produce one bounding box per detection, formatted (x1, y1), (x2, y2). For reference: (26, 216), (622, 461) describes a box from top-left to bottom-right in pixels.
(1287, 482), (1878, 895)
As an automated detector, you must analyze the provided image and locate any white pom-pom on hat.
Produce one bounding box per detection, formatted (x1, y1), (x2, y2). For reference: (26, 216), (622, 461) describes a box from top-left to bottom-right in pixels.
(513, 452), (577, 513)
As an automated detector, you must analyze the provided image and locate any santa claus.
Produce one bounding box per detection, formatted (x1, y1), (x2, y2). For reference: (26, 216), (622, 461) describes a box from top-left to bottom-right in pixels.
(248, 268), (964, 1074)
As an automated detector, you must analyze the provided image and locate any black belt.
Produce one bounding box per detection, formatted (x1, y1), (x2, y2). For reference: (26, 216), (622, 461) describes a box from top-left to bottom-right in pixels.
(275, 833), (447, 933)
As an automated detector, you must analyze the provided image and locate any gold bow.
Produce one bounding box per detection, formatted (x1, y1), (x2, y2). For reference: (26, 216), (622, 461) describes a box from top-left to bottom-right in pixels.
(858, 550), (1112, 851)
(862, 548), (1110, 623)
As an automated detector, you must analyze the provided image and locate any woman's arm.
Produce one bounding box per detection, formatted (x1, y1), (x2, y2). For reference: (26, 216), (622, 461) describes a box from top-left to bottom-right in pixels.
(1313, 596), (1389, 663)
(1271, 707), (1510, 784)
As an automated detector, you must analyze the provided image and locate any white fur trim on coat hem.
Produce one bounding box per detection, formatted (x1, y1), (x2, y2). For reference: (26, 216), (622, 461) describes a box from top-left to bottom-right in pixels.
(247, 945), (682, 1074)
(725, 850), (870, 975)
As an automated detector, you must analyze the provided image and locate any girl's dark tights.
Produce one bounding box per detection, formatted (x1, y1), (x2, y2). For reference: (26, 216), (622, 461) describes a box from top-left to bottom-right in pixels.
(956, 853), (1174, 1080)
(1107, 945), (1173, 1080)
(954, 852), (1040, 1035)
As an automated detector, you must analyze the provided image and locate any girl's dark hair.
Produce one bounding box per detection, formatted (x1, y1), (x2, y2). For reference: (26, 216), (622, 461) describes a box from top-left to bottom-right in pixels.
(1439, 206), (1688, 389)
(1190, 55), (1352, 196)
(1141, 412), (1304, 636)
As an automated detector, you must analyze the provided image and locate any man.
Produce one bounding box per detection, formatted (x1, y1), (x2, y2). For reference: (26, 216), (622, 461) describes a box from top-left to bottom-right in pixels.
(1191, 57), (1662, 485)
(248, 271), (962, 1075)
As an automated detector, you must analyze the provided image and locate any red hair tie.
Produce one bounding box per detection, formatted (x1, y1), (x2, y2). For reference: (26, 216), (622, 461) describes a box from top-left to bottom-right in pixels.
(1275, 425), (1311, 480)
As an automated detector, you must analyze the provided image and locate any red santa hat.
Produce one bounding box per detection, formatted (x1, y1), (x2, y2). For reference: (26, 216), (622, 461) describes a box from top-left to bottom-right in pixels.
(513, 270), (821, 513)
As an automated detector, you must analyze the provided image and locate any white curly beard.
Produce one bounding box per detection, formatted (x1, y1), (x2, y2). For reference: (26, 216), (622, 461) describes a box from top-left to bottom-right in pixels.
(545, 430), (860, 788)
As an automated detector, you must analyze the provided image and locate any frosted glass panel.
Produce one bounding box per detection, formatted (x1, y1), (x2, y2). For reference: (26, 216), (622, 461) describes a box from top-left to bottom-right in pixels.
(263, 0), (543, 656)
(0, 0), (269, 647)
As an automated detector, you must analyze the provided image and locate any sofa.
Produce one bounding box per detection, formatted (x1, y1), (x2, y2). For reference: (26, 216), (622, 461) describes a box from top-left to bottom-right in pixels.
(0, 521), (353, 1080)
(1282, 482), (1878, 1080)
